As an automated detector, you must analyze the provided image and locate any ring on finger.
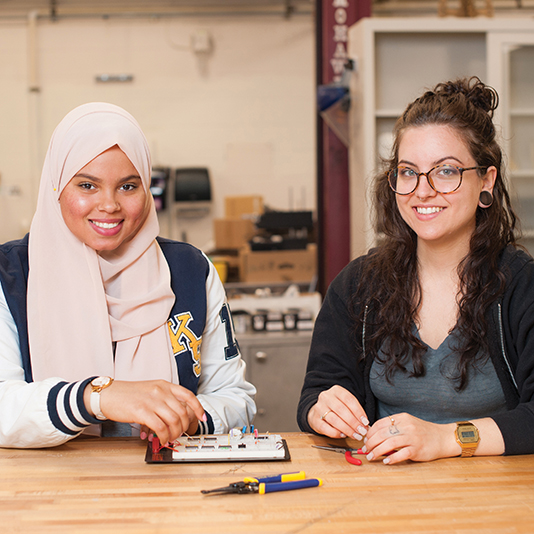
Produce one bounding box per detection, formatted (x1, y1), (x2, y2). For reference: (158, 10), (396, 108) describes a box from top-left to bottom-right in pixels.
(388, 415), (400, 435)
(321, 410), (333, 421)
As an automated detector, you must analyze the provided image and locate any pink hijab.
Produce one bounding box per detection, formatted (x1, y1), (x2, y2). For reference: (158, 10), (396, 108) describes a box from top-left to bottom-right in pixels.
(28, 103), (178, 384)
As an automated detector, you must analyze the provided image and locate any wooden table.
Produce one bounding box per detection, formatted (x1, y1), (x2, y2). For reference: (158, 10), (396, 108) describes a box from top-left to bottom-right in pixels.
(1, 432), (534, 533)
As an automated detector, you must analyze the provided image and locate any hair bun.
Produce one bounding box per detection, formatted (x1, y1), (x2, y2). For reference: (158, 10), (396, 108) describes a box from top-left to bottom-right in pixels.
(435, 76), (498, 117)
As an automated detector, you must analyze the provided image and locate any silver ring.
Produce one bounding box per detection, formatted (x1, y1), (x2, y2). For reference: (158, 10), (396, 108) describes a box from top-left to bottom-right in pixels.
(321, 410), (332, 421)
(388, 415), (400, 435)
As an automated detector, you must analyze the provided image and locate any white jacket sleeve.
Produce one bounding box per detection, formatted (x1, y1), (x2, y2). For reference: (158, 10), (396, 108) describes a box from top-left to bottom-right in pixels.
(0, 282), (99, 448)
(195, 259), (256, 434)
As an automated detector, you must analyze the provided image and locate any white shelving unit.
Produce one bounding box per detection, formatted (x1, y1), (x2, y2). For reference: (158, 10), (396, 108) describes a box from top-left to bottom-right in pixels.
(501, 38), (534, 249)
(347, 17), (534, 258)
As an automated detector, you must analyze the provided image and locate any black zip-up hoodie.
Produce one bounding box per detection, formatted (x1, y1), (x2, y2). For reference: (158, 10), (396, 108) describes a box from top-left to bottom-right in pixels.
(298, 245), (534, 456)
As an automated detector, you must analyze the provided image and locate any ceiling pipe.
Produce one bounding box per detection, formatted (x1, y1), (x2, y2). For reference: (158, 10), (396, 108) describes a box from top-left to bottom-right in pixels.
(0, 4), (313, 22)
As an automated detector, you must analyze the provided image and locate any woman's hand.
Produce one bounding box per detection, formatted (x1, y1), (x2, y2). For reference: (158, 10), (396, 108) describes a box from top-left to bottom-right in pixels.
(363, 413), (457, 464)
(363, 414), (505, 464)
(138, 404), (200, 440)
(85, 380), (206, 444)
(308, 385), (369, 440)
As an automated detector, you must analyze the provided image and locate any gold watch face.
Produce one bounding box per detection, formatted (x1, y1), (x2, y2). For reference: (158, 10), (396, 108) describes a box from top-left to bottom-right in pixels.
(457, 424), (479, 444)
(91, 376), (112, 391)
(92, 376), (109, 386)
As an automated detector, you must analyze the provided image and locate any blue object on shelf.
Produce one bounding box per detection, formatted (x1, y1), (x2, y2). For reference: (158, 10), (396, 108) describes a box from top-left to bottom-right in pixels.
(317, 85), (348, 112)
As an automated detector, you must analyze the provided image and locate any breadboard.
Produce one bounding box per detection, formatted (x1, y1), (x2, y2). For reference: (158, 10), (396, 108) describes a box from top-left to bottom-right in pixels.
(145, 431), (290, 463)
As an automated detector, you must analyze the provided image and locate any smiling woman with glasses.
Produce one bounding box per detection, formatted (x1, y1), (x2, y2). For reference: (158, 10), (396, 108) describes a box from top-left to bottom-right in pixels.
(298, 76), (534, 464)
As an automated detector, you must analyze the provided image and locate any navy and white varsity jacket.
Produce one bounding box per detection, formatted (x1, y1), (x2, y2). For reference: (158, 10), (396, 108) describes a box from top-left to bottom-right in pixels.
(0, 235), (256, 448)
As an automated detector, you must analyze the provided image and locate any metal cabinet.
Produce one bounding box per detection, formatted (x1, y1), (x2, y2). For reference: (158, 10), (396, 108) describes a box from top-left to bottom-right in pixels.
(238, 331), (312, 432)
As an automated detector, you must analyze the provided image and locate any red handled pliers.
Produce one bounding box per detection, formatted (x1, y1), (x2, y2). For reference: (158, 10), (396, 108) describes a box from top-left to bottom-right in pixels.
(312, 443), (363, 465)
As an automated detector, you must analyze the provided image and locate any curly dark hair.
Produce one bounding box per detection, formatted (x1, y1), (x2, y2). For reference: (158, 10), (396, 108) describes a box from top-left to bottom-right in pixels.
(356, 76), (518, 390)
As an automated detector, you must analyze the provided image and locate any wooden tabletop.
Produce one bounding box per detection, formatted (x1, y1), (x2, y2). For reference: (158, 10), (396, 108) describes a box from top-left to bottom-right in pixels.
(2, 432), (534, 533)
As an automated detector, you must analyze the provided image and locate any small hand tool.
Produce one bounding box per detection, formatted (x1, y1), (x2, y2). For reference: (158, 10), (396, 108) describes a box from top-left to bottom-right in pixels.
(201, 471), (322, 495)
(312, 443), (363, 465)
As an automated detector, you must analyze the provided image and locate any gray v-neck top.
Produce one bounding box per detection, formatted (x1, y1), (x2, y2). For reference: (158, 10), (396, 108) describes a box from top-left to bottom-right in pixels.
(370, 331), (507, 423)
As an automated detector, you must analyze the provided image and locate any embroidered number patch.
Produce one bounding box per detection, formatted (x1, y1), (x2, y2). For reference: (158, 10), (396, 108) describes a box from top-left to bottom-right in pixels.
(220, 303), (240, 361)
(167, 312), (202, 377)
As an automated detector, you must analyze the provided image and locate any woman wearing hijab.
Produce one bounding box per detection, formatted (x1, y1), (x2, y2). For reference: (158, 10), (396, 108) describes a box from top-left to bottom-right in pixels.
(0, 103), (256, 448)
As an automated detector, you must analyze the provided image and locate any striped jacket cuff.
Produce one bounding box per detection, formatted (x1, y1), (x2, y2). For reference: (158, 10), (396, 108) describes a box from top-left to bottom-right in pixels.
(47, 377), (101, 435)
(196, 412), (214, 435)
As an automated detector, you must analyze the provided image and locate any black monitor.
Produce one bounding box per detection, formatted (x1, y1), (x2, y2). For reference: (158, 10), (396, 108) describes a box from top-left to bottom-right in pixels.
(174, 167), (211, 202)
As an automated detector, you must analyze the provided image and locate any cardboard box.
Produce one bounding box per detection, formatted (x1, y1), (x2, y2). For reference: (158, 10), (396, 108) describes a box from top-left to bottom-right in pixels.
(239, 244), (317, 283)
(225, 195), (264, 219)
(214, 218), (256, 250)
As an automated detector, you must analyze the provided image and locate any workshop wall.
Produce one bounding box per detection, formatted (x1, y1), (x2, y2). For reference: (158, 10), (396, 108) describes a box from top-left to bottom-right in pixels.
(0, 14), (315, 249)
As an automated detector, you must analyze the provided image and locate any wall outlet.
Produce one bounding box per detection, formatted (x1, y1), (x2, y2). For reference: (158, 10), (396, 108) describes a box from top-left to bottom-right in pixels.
(191, 30), (212, 54)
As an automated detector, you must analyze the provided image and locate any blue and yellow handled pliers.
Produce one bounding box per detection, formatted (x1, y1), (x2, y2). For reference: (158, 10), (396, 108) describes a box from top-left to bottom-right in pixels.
(201, 471), (322, 495)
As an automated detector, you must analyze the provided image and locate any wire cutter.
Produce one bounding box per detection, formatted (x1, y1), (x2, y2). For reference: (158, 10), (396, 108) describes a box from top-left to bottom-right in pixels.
(201, 471), (322, 495)
(312, 443), (363, 465)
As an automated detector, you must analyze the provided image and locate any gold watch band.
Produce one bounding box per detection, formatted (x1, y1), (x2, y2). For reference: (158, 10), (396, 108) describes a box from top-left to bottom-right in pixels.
(90, 377), (114, 420)
(455, 421), (480, 458)
(458, 441), (478, 457)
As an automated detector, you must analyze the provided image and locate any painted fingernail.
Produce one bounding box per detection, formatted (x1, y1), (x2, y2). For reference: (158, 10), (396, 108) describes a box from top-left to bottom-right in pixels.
(202, 413), (207, 422)
(363, 437), (368, 444)
(361, 445), (367, 453)
(140, 431), (147, 440)
(357, 425), (367, 436)
(352, 433), (362, 440)
(362, 417), (370, 426)
(148, 433), (154, 442)
(366, 452), (374, 461)
(340, 433), (346, 438)
(383, 457), (391, 464)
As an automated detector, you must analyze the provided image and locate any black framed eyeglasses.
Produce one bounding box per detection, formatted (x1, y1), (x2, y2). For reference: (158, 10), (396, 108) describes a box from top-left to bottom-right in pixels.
(388, 164), (487, 195)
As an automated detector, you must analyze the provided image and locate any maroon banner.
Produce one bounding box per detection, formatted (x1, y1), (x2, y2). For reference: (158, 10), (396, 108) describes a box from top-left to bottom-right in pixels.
(322, 0), (364, 84)
(317, 0), (370, 293)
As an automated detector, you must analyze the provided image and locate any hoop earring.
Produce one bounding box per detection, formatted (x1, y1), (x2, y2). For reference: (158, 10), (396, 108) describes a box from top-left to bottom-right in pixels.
(479, 191), (493, 208)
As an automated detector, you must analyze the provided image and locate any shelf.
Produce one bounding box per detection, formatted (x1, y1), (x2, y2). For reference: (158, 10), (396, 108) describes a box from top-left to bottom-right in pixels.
(374, 106), (534, 120)
(224, 280), (314, 296)
(510, 170), (534, 179)
(237, 330), (313, 342)
(375, 109), (403, 118)
(510, 109), (534, 117)
(520, 229), (534, 239)
(227, 291), (322, 315)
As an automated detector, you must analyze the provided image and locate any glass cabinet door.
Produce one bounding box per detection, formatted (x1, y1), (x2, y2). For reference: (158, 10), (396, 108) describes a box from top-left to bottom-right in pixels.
(509, 43), (534, 254)
(491, 34), (534, 256)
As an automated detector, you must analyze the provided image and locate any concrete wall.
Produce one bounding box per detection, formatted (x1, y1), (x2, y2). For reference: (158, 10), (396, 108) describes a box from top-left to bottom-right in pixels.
(0, 13), (315, 250)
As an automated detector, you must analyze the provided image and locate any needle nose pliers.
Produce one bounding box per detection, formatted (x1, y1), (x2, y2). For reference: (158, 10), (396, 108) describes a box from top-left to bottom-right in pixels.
(201, 471), (322, 495)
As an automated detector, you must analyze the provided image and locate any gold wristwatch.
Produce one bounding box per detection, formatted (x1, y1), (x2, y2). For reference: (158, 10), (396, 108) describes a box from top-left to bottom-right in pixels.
(455, 421), (480, 457)
(90, 376), (114, 420)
